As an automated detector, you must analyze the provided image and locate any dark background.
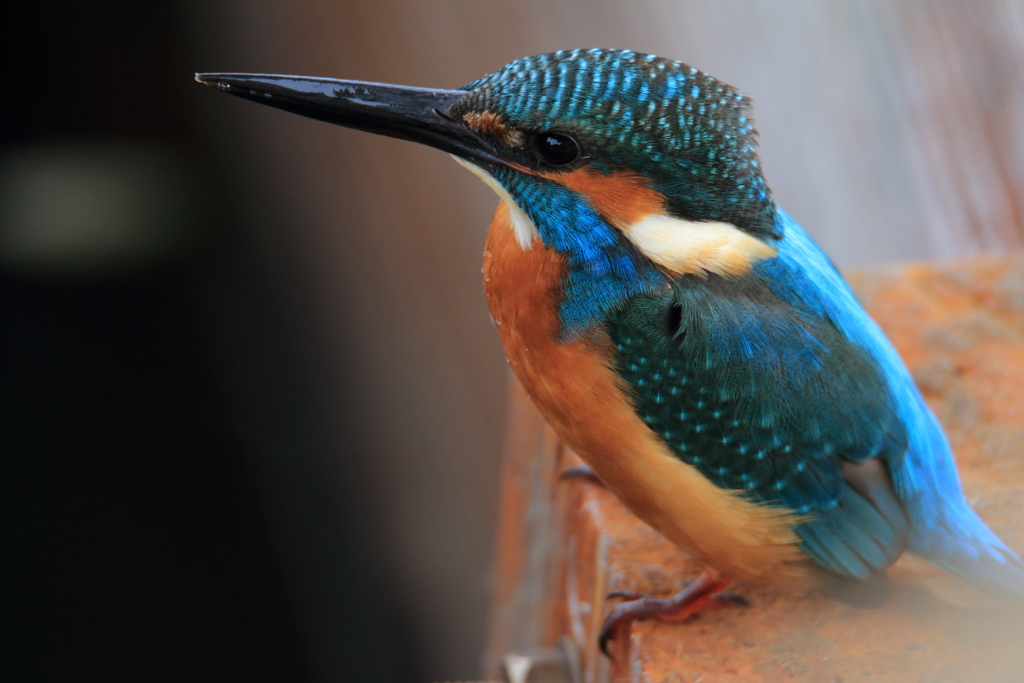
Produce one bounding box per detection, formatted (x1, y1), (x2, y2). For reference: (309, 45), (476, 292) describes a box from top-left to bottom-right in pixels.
(3, 2), (1022, 682)
(3, 2), (414, 681)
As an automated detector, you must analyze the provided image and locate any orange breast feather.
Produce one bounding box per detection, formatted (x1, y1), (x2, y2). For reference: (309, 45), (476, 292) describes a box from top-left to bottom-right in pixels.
(483, 201), (808, 587)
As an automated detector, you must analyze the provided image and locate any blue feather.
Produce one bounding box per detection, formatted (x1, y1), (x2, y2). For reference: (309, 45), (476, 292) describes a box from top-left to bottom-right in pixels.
(768, 210), (1024, 598)
(494, 167), (665, 339)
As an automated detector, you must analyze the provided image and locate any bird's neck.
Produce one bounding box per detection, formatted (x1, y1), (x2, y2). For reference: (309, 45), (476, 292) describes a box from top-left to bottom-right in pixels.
(492, 167), (666, 338)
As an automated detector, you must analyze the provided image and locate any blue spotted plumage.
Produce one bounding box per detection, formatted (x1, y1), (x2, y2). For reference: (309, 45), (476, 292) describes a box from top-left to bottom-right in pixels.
(457, 49), (779, 240)
(605, 219), (907, 583)
(198, 47), (1024, 637)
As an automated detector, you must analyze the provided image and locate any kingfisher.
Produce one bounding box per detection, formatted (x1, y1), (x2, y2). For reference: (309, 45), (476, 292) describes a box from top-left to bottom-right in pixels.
(197, 49), (1024, 653)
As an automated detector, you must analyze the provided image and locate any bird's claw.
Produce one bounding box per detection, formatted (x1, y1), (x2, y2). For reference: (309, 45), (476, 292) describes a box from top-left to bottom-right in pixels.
(599, 594), (673, 658)
(597, 571), (740, 659)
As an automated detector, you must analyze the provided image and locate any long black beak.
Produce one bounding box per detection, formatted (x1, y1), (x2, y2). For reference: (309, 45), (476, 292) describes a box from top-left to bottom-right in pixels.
(195, 73), (513, 171)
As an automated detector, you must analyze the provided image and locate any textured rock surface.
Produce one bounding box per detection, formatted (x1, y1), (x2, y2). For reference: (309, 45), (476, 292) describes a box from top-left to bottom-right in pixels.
(485, 253), (1024, 683)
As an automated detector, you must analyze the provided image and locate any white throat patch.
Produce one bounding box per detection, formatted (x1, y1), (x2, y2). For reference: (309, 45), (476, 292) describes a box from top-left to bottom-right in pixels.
(624, 213), (777, 277)
(451, 156), (539, 250)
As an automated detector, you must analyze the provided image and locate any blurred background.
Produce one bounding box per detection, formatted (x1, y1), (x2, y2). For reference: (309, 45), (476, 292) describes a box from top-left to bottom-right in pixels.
(3, 1), (1023, 681)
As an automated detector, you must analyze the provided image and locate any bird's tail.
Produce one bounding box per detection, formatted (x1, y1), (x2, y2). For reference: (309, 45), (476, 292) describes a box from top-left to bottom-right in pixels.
(912, 507), (1024, 605)
(931, 548), (1024, 604)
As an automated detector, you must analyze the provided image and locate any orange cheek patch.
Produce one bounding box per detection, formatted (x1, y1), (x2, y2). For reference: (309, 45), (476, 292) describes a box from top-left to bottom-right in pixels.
(541, 167), (666, 229)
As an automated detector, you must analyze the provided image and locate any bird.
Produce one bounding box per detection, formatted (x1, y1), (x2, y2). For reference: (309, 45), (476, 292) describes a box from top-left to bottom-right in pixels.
(196, 48), (1024, 654)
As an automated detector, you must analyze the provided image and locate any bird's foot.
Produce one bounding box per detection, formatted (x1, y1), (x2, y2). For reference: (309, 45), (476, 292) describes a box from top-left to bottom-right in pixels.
(559, 463), (602, 483)
(598, 570), (740, 658)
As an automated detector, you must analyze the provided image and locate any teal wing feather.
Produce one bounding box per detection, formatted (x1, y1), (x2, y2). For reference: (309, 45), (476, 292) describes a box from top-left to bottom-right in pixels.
(761, 210), (1024, 599)
(607, 268), (909, 581)
(609, 211), (1024, 600)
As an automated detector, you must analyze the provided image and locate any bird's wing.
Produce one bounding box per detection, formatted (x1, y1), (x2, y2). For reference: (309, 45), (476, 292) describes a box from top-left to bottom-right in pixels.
(607, 260), (909, 581)
(758, 210), (1024, 598)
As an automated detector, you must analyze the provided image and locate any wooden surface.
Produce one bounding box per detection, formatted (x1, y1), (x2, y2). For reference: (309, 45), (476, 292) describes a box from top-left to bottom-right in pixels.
(485, 253), (1024, 683)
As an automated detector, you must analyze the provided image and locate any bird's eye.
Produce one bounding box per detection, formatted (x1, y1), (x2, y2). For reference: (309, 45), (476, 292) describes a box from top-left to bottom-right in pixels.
(533, 132), (579, 166)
